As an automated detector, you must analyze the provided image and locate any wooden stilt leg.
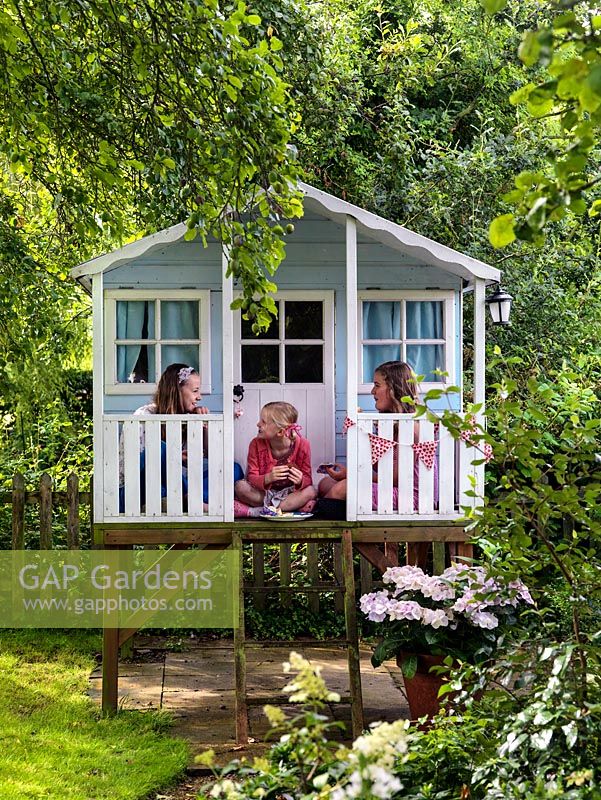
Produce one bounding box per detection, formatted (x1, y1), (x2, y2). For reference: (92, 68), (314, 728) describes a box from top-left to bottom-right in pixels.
(384, 542), (399, 567)
(456, 542), (473, 562)
(102, 626), (119, 715)
(342, 530), (364, 738)
(406, 541), (429, 570)
(432, 541), (446, 575)
(233, 531), (248, 744)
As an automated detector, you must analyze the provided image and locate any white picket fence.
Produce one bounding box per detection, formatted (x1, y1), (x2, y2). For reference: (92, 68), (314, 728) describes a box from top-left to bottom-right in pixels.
(101, 414), (224, 522)
(354, 413), (483, 520)
(99, 412), (482, 524)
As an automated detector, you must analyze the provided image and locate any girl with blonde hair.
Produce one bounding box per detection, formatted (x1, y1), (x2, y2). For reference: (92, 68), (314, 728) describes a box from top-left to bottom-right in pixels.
(234, 401), (317, 517)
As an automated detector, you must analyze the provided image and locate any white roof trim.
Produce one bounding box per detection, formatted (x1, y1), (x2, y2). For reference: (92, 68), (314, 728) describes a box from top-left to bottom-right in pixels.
(298, 182), (500, 283)
(70, 221), (188, 282)
(70, 182), (500, 287)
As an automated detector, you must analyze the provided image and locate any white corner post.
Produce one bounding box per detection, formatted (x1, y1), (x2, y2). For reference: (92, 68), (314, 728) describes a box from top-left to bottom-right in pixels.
(92, 273), (104, 524)
(473, 278), (486, 412)
(345, 216), (358, 521)
(472, 278), (486, 504)
(222, 245), (235, 521)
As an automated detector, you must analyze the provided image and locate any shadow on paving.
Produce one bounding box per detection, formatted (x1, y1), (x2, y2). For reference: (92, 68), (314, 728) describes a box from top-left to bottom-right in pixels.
(89, 637), (409, 767)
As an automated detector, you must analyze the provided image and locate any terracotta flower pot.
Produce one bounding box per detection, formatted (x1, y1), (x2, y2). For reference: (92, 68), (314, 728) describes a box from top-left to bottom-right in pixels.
(397, 652), (452, 723)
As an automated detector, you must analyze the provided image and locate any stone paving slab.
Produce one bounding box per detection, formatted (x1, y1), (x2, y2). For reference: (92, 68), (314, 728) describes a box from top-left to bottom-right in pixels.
(89, 638), (408, 766)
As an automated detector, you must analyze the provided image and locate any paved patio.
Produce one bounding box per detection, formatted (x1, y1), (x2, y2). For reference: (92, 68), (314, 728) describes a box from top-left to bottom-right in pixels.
(89, 637), (409, 765)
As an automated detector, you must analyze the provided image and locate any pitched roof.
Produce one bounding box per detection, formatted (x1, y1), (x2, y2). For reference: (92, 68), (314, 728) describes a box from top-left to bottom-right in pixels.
(71, 181), (501, 291)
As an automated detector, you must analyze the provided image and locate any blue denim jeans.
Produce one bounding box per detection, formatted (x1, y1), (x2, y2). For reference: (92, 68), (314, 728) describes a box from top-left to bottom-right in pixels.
(119, 443), (244, 511)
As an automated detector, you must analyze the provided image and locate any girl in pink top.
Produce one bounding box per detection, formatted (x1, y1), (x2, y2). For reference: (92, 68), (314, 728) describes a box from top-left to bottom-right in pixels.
(234, 401), (317, 517)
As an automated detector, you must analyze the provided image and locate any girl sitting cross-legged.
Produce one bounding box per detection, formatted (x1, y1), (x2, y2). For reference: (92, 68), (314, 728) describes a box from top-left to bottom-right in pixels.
(234, 401), (317, 517)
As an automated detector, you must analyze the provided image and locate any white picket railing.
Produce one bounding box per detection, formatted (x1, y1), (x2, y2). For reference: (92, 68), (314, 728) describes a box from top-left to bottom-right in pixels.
(99, 412), (483, 524)
(353, 413), (483, 521)
(101, 414), (224, 522)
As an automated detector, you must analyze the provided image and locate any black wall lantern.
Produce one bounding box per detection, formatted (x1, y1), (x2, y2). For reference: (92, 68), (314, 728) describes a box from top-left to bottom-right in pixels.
(486, 284), (513, 326)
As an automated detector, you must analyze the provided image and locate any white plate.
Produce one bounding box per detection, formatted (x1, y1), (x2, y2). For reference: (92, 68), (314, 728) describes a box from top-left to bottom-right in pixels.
(258, 512), (314, 521)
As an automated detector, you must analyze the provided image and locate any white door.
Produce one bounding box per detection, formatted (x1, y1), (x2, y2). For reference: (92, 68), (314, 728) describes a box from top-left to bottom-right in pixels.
(233, 291), (335, 483)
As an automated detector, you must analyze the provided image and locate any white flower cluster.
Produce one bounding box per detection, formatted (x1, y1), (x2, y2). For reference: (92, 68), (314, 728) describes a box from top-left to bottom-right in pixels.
(282, 651), (341, 703)
(329, 720), (408, 800)
(330, 764), (402, 800)
(351, 720), (409, 768)
(359, 564), (533, 631)
(209, 778), (242, 799)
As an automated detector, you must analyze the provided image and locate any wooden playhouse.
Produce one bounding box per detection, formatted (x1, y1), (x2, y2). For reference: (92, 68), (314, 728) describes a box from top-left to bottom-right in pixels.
(72, 181), (500, 527)
(71, 182), (501, 739)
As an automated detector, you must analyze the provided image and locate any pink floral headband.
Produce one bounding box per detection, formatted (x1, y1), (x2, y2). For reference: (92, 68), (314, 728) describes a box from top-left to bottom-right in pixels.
(178, 366), (196, 384)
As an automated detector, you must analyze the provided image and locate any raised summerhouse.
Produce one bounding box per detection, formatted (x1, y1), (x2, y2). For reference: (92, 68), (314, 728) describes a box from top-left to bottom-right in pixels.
(73, 182), (502, 736)
(71, 182), (500, 527)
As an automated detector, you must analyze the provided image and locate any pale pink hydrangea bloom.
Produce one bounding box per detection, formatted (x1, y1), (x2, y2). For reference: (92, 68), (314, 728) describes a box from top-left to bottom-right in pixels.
(387, 600), (424, 622)
(469, 610), (499, 629)
(421, 608), (450, 628)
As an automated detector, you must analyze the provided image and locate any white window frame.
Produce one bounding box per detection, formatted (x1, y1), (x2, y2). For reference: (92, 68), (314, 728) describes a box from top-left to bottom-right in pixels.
(104, 289), (211, 395)
(233, 290), (334, 386)
(358, 290), (455, 393)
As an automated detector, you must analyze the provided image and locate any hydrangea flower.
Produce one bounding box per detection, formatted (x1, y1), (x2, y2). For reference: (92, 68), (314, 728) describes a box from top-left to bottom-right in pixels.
(362, 564), (534, 666)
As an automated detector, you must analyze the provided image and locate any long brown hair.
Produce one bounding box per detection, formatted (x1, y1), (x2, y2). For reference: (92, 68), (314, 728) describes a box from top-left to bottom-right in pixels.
(153, 363), (198, 414)
(375, 361), (419, 413)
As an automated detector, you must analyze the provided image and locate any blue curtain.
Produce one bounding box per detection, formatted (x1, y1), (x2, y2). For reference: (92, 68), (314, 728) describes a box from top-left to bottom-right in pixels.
(116, 300), (201, 383)
(406, 344), (444, 381)
(116, 301), (155, 382)
(161, 301), (198, 339)
(362, 302), (401, 381)
(362, 301), (444, 382)
(161, 301), (200, 371)
(406, 301), (444, 380)
(406, 301), (442, 338)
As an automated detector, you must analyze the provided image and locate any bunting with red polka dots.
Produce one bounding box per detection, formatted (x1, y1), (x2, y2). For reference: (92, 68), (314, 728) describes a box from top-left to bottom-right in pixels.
(368, 433), (397, 465)
(460, 416), (494, 463)
(342, 416), (356, 435)
(412, 439), (438, 470)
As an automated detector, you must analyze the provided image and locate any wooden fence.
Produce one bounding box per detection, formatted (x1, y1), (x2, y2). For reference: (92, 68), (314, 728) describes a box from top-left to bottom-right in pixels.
(1, 473), (378, 610)
(1, 472), (92, 550)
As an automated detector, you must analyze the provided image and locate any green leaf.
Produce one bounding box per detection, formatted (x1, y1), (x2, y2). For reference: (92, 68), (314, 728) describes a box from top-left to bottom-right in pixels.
(562, 722), (578, 748)
(510, 82), (535, 106)
(531, 728), (553, 750)
(526, 197), (547, 230)
(518, 31), (541, 67)
(400, 654), (418, 679)
(586, 64), (601, 97)
(589, 199), (601, 217)
(489, 213), (516, 248)
(482, 0), (507, 14)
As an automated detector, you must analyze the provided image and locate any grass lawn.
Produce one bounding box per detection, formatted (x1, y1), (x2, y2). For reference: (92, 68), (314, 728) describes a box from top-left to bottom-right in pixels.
(0, 630), (188, 800)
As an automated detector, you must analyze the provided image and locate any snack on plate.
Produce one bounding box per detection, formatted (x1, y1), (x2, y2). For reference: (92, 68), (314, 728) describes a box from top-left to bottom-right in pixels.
(263, 505), (294, 517)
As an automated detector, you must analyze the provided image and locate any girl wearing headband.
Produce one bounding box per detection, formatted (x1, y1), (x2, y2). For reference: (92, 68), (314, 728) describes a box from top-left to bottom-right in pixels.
(234, 401), (316, 517)
(121, 363), (243, 510)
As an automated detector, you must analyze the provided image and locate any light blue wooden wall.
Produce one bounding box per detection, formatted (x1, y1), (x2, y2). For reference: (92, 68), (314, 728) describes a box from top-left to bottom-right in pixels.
(103, 214), (463, 432)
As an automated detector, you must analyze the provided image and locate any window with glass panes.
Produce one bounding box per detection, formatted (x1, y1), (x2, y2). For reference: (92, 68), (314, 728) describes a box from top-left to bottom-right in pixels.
(105, 290), (210, 393)
(240, 300), (325, 383)
(359, 292), (454, 387)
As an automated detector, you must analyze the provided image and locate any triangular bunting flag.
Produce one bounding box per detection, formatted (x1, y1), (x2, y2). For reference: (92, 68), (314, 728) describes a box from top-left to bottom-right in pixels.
(460, 417), (493, 463)
(412, 440), (437, 470)
(368, 433), (396, 465)
(342, 415), (356, 435)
